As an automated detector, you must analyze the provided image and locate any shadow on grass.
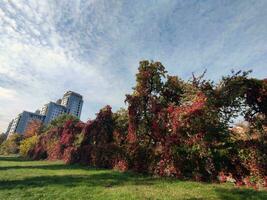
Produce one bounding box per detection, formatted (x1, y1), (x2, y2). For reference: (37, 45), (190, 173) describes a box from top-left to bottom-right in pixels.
(0, 173), (266, 199)
(0, 172), (155, 190)
(1, 156), (267, 200)
(0, 163), (90, 171)
(0, 155), (26, 162)
(215, 188), (267, 200)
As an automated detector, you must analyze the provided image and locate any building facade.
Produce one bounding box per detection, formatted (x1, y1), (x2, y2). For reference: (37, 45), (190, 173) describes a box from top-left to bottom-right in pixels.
(41, 102), (67, 124)
(7, 111), (45, 137)
(5, 119), (13, 135)
(61, 91), (83, 118)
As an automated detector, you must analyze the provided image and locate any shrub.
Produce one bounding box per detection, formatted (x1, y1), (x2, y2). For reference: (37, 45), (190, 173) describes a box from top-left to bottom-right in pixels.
(0, 134), (22, 155)
(19, 135), (38, 158)
(23, 60), (267, 190)
(113, 159), (128, 172)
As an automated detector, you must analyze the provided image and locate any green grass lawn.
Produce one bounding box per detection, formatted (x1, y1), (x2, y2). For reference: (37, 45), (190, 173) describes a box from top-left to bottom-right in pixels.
(0, 156), (266, 200)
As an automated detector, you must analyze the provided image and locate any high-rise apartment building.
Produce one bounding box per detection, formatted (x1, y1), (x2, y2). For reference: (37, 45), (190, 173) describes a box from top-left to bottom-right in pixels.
(61, 91), (83, 118)
(5, 119), (14, 135)
(7, 111), (45, 137)
(5, 91), (83, 137)
(41, 102), (67, 124)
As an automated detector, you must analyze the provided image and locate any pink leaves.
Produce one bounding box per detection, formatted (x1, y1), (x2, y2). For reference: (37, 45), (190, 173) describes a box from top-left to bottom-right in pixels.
(113, 159), (128, 172)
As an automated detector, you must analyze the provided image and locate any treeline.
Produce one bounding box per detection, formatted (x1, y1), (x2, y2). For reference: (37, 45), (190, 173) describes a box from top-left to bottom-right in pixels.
(1, 61), (266, 189)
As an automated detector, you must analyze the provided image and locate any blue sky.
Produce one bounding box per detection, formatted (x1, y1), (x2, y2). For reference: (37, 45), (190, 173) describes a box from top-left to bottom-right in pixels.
(0, 0), (267, 132)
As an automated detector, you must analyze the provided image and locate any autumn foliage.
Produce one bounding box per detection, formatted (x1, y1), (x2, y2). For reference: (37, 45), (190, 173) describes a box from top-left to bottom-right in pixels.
(24, 120), (43, 138)
(22, 61), (267, 189)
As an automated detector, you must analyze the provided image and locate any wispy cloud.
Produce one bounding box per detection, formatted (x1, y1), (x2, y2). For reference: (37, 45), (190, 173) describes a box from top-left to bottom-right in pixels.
(0, 0), (267, 132)
(0, 87), (17, 99)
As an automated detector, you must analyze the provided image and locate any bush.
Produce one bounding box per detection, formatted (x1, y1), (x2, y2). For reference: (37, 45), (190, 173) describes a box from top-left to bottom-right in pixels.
(21, 60), (267, 190)
(19, 135), (38, 158)
(0, 134), (22, 155)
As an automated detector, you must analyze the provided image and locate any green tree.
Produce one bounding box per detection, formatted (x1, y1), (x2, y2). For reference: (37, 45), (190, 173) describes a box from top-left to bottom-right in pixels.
(125, 60), (167, 144)
(0, 134), (23, 155)
(45, 114), (79, 130)
(113, 108), (129, 145)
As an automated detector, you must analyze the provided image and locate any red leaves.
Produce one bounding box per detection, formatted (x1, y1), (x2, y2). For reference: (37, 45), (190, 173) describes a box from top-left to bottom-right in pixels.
(113, 159), (128, 172)
(168, 92), (206, 133)
(63, 147), (78, 164)
(60, 133), (74, 147)
(185, 132), (205, 146)
(48, 142), (63, 160)
(29, 106), (120, 168)
(218, 172), (228, 183)
(30, 145), (47, 160)
(127, 124), (137, 143)
(24, 120), (43, 138)
(126, 88), (211, 177)
(24, 61), (267, 190)
(151, 119), (160, 138)
(29, 119), (83, 161)
(154, 159), (182, 178)
(264, 176), (267, 188)
(127, 101), (138, 143)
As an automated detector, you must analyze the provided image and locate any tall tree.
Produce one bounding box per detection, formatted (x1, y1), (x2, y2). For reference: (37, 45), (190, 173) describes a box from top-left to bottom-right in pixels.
(125, 60), (167, 144)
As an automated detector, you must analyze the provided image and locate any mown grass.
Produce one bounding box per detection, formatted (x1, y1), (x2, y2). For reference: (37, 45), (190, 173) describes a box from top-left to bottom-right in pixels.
(0, 155), (266, 200)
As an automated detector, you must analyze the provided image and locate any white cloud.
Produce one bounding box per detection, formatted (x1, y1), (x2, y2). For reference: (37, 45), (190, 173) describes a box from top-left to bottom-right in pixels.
(0, 0), (267, 132)
(0, 87), (17, 99)
(0, 0), (128, 132)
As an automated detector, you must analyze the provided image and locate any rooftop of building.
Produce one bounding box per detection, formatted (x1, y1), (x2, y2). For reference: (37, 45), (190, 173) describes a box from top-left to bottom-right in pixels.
(48, 101), (67, 107)
(22, 110), (46, 117)
(63, 91), (83, 98)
